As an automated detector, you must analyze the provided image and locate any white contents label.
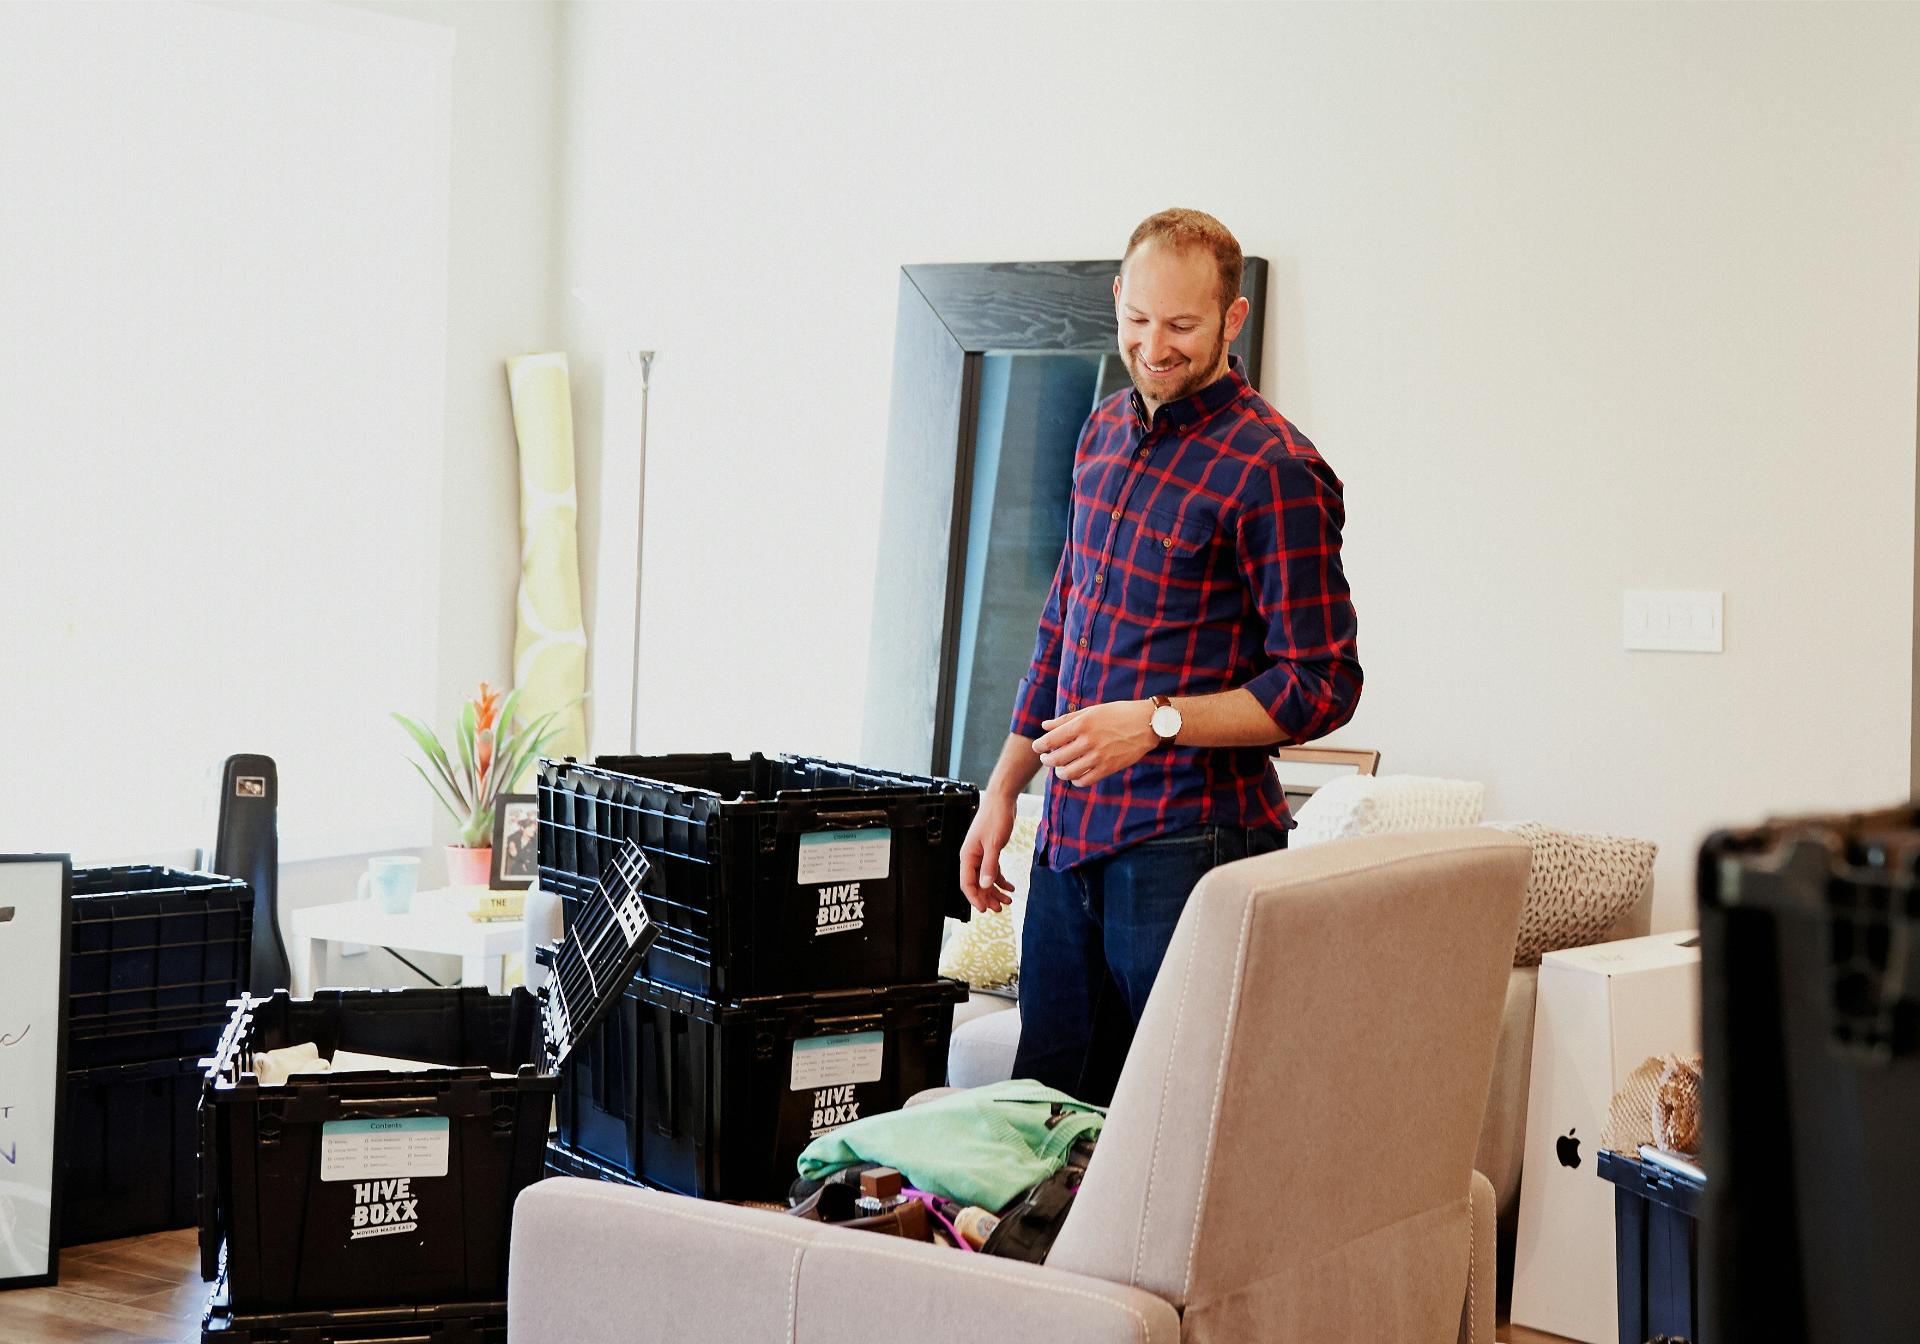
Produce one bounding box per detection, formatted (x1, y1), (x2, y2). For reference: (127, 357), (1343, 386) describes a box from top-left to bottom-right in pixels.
(796, 829), (892, 884)
(320, 1116), (451, 1182)
(789, 1030), (885, 1090)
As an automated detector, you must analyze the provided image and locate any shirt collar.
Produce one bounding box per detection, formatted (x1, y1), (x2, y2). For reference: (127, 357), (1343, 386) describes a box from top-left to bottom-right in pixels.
(1129, 355), (1249, 434)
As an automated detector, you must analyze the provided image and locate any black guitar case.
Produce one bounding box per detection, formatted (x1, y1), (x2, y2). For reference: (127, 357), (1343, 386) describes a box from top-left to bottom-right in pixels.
(214, 753), (290, 993)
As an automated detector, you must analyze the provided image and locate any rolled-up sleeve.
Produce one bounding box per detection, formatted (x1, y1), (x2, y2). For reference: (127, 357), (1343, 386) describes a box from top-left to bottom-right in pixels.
(1236, 452), (1362, 743)
(1009, 541), (1068, 739)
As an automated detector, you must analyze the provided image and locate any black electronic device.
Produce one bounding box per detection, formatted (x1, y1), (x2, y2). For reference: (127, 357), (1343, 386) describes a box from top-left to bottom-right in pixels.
(214, 754), (290, 993)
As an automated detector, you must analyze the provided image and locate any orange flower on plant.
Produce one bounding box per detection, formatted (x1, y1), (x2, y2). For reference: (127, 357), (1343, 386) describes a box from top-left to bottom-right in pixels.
(472, 682), (502, 731)
(471, 682), (500, 781)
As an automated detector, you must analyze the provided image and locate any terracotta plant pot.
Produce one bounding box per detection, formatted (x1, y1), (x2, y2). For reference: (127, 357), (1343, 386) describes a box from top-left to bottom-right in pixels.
(446, 844), (493, 889)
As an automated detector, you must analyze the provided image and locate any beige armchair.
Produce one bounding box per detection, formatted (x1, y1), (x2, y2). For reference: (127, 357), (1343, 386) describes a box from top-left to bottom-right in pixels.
(947, 809), (1654, 1311)
(509, 829), (1532, 1344)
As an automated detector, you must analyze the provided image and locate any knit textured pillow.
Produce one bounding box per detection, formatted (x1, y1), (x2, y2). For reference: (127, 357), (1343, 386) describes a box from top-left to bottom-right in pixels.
(938, 813), (1037, 991)
(1288, 774), (1486, 847)
(1491, 821), (1657, 966)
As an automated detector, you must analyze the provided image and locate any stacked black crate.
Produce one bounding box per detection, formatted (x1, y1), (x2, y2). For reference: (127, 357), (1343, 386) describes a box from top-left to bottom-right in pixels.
(539, 753), (977, 1201)
(62, 866), (252, 1245)
(198, 985), (557, 1343)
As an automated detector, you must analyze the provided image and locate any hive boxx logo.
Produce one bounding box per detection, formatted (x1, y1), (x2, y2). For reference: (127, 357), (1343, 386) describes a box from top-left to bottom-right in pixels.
(814, 882), (865, 936)
(810, 1085), (860, 1135)
(349, 1178), (420, 1240)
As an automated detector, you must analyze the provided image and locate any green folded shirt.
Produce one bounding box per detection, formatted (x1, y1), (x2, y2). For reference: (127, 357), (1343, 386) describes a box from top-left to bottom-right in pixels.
(796, 1079), (1105, 1211)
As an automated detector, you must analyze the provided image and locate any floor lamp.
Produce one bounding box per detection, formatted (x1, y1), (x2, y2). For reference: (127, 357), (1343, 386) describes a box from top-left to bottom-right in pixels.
(627, 348), (656, 754)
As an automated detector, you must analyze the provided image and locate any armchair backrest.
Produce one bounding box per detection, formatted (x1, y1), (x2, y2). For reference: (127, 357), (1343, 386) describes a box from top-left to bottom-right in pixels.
(1047, 829), (1532, 1340)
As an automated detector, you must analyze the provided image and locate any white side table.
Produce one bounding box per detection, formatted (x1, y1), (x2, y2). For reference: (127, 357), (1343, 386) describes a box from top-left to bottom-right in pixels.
(289, 887), (526, 995)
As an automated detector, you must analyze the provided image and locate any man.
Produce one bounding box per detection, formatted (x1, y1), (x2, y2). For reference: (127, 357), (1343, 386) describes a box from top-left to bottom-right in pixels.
(956, 208), (1362, 1104)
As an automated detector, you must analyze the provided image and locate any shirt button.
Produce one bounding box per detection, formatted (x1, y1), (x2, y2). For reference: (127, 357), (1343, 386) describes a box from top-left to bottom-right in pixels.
(1067, 704), (1077, 712)
(1137, 448), (1148, 460)
(1110, 509), (1121, 522)
(1093, 571), (1104, 585)
(1162, 536), (1173, 549)
(1078, 636), (1089, 649)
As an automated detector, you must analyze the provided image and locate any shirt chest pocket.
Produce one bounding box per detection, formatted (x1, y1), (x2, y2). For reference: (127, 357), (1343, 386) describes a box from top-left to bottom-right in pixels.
(1125, 505), (1217, 600)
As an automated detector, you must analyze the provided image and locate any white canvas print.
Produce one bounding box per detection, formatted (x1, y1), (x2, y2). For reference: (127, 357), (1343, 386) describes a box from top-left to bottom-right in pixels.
(0, 858), (69, 1288)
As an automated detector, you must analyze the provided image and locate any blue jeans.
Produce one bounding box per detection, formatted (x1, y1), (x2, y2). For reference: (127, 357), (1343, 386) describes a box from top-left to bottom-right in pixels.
(1011, 824), (1285, 1105)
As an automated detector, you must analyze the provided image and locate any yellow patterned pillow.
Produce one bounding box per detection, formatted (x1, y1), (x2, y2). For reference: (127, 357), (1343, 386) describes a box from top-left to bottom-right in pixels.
(939, 814), (1037, 990)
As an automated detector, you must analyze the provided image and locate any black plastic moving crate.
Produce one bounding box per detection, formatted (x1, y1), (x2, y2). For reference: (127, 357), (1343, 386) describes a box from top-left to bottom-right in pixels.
(538, 752), (977, 998)
(543, 1137), (646, 1187)
(201, 1280), (507, 1344)
(1698, 811), (1920, 1343)
(62, 1053), (204, 1246)
(70, 865), (252, 1068)
(1599, 1149), (1704, 1344)
(71, 1000), (242, 1070)
(200, 986), (556, 1314)
(555, 974), (967, 1201)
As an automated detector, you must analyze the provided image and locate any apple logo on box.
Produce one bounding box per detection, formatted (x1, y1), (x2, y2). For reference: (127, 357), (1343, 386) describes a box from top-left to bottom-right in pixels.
(1556, 1127), (1582, 1170)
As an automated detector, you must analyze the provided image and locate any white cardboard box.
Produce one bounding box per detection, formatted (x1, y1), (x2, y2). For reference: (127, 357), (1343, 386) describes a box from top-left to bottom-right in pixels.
(1510, 929), (1701, 1344)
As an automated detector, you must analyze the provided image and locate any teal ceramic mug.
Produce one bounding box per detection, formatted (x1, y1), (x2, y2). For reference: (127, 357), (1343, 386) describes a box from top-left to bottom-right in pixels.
(357, 854), (420, 914)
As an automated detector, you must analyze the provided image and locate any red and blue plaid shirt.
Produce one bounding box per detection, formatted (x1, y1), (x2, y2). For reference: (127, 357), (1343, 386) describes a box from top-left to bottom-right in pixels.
(1011, 357), (1362, 869)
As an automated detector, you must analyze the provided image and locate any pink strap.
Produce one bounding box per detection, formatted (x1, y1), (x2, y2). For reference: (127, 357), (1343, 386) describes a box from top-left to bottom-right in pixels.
(902, 1187), (973, 1252)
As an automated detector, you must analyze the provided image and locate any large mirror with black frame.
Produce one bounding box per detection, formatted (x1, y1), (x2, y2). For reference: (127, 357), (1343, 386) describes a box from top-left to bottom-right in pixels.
(862, 258), (1268, 781)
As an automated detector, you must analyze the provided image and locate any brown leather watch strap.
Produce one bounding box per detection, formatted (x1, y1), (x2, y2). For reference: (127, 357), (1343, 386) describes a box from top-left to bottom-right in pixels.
(1150, 694), (1178, 746)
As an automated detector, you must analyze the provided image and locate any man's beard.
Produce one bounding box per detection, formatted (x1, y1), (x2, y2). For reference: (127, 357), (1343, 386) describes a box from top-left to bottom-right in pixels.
(1125, 327), (1227, 406)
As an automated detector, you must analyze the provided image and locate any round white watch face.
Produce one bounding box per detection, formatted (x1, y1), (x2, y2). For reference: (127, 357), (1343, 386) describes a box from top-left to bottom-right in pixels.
(1151, 705), (1181, 739)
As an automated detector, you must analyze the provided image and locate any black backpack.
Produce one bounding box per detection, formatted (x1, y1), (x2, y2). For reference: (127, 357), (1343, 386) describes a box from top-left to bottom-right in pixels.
(979, 1133), (1098, 1263)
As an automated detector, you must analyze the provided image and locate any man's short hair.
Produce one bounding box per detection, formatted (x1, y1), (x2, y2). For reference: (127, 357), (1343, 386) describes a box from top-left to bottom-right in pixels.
(1122, 208), (1244, 314)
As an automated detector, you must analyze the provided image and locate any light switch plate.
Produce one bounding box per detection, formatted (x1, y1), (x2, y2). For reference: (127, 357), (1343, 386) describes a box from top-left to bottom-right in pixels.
(1623, 590), (1723, 652)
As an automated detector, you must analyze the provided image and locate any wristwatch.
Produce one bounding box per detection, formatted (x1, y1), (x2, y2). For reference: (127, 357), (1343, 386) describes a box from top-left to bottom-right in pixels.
(1149, 695), (1182, 747)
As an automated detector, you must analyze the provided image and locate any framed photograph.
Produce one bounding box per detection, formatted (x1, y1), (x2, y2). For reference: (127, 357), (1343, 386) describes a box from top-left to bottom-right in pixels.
(490, 795), (538, 890)
(1272, 745), (1381, 812)
(0, 854), (72, 1290)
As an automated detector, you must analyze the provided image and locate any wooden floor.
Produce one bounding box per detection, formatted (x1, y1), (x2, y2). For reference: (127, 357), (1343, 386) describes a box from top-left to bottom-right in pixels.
(0, 1227), (1580, 1343)
(0, 1229), (203, 1344)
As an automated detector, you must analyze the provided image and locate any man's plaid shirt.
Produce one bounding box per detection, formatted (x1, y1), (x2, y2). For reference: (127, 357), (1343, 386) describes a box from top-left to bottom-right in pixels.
(1011, 357), (1362, 869)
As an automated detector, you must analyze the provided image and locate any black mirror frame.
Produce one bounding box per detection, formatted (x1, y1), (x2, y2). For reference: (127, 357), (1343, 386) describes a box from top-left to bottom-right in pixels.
(861, 258), (1268, 777)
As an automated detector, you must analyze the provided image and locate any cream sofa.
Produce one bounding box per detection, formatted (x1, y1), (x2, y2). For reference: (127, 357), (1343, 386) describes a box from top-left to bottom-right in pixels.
(510, 830), (1534, 1344)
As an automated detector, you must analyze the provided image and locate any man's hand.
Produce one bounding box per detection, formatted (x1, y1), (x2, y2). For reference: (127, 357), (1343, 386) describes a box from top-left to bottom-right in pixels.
(1035, 699), (1158, 788)
(958, 791), (1018, 913)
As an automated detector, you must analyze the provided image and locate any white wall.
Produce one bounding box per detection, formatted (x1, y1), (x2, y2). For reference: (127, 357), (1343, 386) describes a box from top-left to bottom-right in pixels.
(3, 0), (452, 865)
(338, 0), (562, 808)
(281, 0), (562, 983)
(2, 0), (557, 988)
(558, 1), (1920, 930)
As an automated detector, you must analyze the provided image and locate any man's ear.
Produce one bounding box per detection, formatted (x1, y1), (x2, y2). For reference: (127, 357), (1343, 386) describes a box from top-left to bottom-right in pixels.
(1222, 294), (1251, 344)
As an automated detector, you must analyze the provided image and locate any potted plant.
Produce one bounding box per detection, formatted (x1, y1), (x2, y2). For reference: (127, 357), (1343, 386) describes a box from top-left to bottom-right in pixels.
(392, 681), (572, 888)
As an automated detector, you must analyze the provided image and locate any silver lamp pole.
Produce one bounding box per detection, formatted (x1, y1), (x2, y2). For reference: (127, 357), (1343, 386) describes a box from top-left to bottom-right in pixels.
(627, 349), (656, 755)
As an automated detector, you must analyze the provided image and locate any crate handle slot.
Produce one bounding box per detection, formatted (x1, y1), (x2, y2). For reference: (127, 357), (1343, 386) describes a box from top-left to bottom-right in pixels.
(811, 809), (892, 828)
(810, 1014), (886, 1033)
(593, 1010), (625, 1115)
(659, 1011), (690, 1138)
(337, 1096), (441, 1117)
